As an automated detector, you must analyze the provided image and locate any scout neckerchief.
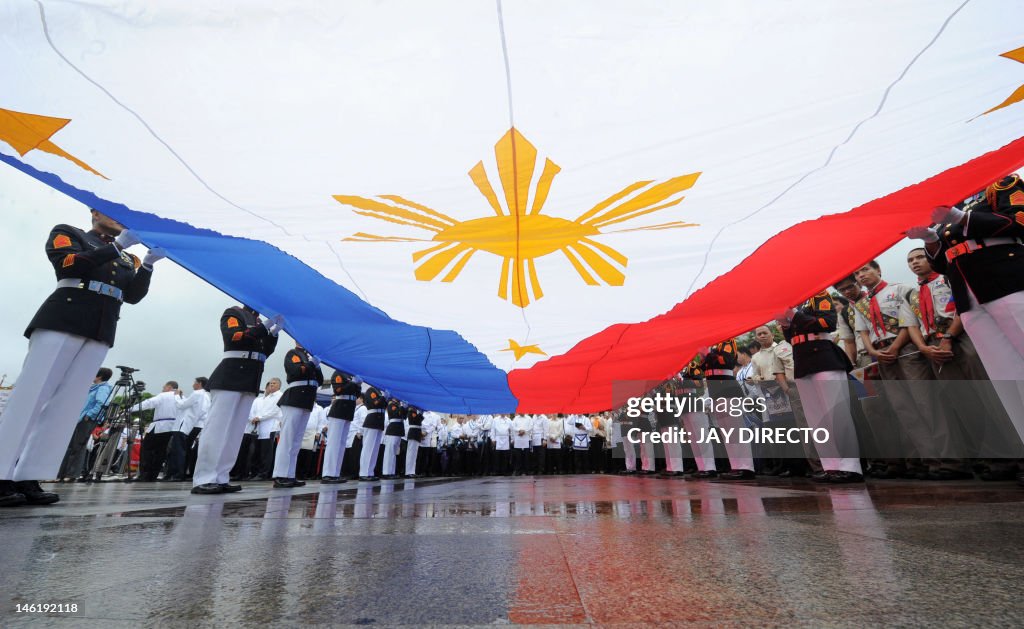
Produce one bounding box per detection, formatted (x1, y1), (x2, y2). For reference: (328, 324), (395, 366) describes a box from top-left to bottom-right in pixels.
(917, 272), (940, 335)
(867, 280), (889, 338)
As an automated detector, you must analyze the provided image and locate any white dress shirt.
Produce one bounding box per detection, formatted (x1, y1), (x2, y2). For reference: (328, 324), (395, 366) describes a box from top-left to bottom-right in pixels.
(134, 390), (181, 434)
(174, 389), (210, 434)
(249, 390), (284, 439)
(512, 415), (533, 449)
(492, 416), (512, 450)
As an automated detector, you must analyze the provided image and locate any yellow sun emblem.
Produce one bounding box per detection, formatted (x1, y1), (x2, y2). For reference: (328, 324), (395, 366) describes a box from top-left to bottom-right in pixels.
(335, 128), (700, 308)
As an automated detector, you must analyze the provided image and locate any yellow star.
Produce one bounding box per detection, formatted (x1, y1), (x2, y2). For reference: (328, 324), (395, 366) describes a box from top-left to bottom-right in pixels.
(0, 107), (105, 178)
(980, 46), (1024, 117)
(500, 339), (547, 361)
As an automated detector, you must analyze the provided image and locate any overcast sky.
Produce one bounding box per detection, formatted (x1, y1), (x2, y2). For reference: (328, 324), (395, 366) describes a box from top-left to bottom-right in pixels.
(0, 164), (919, 391)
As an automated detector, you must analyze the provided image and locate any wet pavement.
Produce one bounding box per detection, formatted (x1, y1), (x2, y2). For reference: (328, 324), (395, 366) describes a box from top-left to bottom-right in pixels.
(1, 475), (1022, 626)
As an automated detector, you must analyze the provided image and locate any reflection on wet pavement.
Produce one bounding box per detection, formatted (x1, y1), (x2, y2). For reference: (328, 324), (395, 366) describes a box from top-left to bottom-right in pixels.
(1, 475), (1022, 625)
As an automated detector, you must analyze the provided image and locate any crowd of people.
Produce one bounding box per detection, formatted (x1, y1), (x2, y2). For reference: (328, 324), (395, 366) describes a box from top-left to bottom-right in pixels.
(1, 175), (1022, 507)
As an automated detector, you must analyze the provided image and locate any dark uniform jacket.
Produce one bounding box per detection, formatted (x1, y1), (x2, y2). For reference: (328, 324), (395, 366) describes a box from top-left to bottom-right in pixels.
(208, 307), (279, 393)
(278, 349), (324, 410)
(26, 224), (152, 347)
(327, 371), (361, 421)
(362, 386), (387, 430)
(700, 340), (743, 399)
(654, 382), (678, 428)
(406, 407), (424, 441)
(784, 292), (851, 379)
(385, 399), (407, 437)
(927, 176), (1024, 311)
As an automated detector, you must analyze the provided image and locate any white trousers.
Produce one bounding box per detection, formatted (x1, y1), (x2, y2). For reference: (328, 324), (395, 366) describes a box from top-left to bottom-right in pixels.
(661, 426), (683, 472)
(193, 390), (255, 486)
(682, 412), (716, 472)
(0, 330), (108, 481)
(622, 438), (637, 471)
(273, 406), (311, 479)
(321, 418), (351, 478)
(712, 409), (754, 472)
(639, 438), (655, 472)
(961, 290), (1024, 440)
(405, 439), (420, 476)
(795, 371), (862, 474)
(382, 435), (401, 476)
(359, 427), (383, 477)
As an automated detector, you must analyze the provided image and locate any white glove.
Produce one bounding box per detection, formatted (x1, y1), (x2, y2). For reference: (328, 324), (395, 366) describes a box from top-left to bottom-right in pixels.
(310, 355), (322, 368)
(115, 229), (141, 249)
(905, 226), (939, 243)
(260, 314), (284, 335)
(142, 247), (166, 267)
(930, 205), (966, 225)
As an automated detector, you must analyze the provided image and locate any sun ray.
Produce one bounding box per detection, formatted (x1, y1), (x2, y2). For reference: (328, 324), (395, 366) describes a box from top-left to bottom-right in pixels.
(604, 221), (700, 233)
(412, 241), (456, 263)
(561, 247), (598, 286)
(441, 247), (478, 282)
(580, 237), (627, 267)
(499, 257), (511, 300)
(529, 158), (561, 215)
(469, 162), (506, 216)
(589, 196), (688, 229)
(336, 195), (453, 231)
(574, 180), (653, 225)
(379, 195), (459, 226)
(568, 242), (625, 286)
(343, 232), (430, 242)
(351, 209), (443, 233)
(495, 127), (537, 216)
(582, 172), (700, 227)
(414, 242), (472, 281)
(526, 258), (543, 301)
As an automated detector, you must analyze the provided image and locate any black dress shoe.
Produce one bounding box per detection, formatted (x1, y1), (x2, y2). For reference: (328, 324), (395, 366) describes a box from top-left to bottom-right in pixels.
(823, 471), (865, 484)
(358, 476), (379, 481)
(403, 474), (418, 479)
(979, 469), (1016, 481)
(14, 481), (59, 505)
(0, 481), (27, 507)
(321, 476), (347, 484)
(191, 483), (224, 494)
(380, 474), (399, 480)
(291, 479), (306, 487)
(717, 469), (756, 481)
(219, 483), (243, 493)
(777, 470), (793, 478)
(689, 470), (718, 479)
(273, 478), (296, 488)
(1017, 473), (1024, 488)
(810, 471), (829, 482)
(934, 469), (974, 481)
(164, 476), (185, 482)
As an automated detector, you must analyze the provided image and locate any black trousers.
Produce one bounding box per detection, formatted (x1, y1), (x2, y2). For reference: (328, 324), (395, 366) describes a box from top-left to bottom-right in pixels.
(417, 446), (435, 476)
(493, 449), (510, 475)
(230, 433), (257, 479)
(545, 448), (561, 474)
(139, 431), (172, 481)
(343, 441), (361, 478)
(184, 427), (202, 478)
(532, 445), (546, 474)
(58, 418), (96, 479)
(164, 431), (188, 479)
(589, 437), (606, 473)
(255, 435), (278, 478)
(297, 449), (316, 480)
(512, 447), (530, 475)
(573, 449), (590, 473)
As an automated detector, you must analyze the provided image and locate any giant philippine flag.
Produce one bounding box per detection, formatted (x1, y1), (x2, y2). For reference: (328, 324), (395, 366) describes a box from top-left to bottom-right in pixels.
(2, 1), (1023, 412)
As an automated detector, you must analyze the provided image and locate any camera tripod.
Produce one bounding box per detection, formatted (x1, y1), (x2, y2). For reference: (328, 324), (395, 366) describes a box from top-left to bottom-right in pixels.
(90, 366), (145, 482)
